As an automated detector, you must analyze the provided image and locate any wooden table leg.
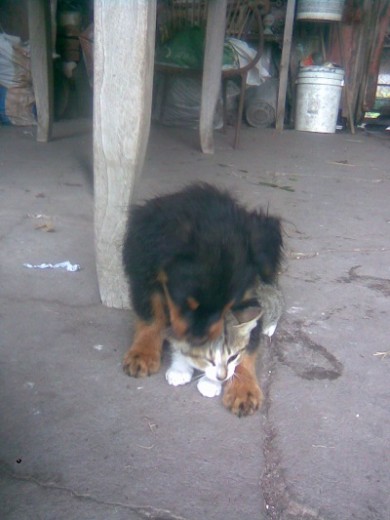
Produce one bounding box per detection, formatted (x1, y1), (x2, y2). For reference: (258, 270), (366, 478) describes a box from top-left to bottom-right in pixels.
(93, 0), (156, 308)
(276, 0), (296, 131)
(199, 0), (227, 154)
(28, 0), (53, 142)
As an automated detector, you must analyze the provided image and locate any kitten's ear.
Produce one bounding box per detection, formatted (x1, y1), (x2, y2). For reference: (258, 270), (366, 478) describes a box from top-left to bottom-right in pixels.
(232, 306), (263, 336)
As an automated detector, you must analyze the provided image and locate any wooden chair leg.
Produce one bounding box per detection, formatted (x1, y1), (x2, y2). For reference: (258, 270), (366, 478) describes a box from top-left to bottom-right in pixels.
(233, 71), (247, 149)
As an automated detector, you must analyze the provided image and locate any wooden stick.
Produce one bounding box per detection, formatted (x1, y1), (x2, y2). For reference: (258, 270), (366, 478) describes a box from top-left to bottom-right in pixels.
(276, 0), (296, 131)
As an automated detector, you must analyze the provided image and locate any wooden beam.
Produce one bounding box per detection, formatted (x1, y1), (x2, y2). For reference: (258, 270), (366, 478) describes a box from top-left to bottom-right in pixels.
(336, 24), (355, 134)
(27, 0), (53, 142)
(362, 0), (390, 111)
(199, 0), (227, 154)
(93, 0), (156, 308)
(276, 0), (296, 131)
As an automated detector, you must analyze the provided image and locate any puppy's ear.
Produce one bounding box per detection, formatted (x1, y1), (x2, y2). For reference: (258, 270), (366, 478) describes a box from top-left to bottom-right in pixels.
(249, 212), (283, 282)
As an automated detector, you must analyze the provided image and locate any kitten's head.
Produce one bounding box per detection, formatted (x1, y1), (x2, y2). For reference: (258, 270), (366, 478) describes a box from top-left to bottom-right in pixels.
(185, 305), (262, 383)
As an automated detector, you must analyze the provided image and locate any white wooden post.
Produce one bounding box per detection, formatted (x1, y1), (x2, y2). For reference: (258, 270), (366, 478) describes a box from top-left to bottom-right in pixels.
(93, 0), (156, 308)
(28, 0), (53, 142)
(275, 0), (296, 131)
(199, 0), (227, 154)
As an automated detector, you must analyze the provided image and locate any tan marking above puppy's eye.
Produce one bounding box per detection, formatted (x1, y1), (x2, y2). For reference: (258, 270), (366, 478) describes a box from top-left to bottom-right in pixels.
(222, 300), (235, 316)
(156, 270), (168, 284)
(187, 297), (200, 311)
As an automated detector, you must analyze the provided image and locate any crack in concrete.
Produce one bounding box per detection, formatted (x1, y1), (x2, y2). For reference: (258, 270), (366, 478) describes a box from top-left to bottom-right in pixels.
(0, 461), (189, 520)
(259, 322), (342, 519)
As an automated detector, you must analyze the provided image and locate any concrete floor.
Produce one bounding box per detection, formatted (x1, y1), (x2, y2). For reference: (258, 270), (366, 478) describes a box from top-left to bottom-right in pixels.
(0, 120), (389, 520)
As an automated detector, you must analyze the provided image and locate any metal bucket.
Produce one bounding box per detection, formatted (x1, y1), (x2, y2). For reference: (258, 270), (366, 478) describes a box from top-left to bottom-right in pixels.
(295, 66), (344, 133)
(245, 78), (278, 128)
(296, 0), (346, 22)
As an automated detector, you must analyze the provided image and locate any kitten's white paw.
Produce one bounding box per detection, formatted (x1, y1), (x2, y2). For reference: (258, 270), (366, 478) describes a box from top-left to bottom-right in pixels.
(197, 377), (222, 398)
(165, 367), (193, 386)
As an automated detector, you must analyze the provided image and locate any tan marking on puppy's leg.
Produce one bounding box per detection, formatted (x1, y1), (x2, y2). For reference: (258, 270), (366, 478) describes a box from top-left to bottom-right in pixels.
(222, 352), (263, 417)
(156, 270), (168, 284)
(123, 294), (166, 377)
(160, 280), (189, 339)
(166, 298), (189, 338)
(187, 297), (199, 311)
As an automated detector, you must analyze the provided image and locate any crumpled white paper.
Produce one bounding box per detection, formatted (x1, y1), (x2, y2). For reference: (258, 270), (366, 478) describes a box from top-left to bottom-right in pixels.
(23, 261), (81, 272)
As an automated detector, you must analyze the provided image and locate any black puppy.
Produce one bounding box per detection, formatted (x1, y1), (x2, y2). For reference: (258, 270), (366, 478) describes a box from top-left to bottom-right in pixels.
(122, 183), (282, 415)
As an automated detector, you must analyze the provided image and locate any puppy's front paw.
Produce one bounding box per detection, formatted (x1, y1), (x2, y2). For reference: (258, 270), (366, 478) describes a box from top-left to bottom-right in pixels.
(197, 376), (222, 398)
(222, 377), (263, 417)
(165, 366), (193, 386)
(123, 347), (161, 377)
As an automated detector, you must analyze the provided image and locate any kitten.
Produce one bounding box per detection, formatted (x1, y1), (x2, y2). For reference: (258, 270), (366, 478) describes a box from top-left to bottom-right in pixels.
(165, 280), (284, 398)
(166, 305), (262, 397)
(255, 281), (284, 338)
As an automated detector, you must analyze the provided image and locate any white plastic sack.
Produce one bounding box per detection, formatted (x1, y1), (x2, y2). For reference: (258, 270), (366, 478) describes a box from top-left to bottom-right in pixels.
(155, 76), (223, 129)
(0, 33), (31, 88)
(0, 85), (36, 125)
(224, 38), (271, 86)
(0, 33), (35, 125)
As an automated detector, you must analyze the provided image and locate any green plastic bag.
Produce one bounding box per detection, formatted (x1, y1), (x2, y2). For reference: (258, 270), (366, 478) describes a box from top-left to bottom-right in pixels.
(156, 26), (236, 69)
